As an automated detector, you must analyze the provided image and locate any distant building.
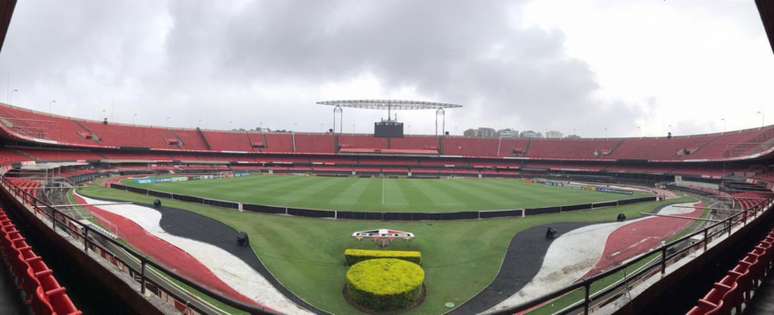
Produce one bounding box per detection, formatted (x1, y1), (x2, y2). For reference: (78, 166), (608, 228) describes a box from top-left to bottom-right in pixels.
(520, 130), (543, 138)
(565, 134), (581, 139)
(496, 128), (519, 138)
(477, 127), (497, 138)
(545, 130), (563, 139)
(464, 127), (498, 138)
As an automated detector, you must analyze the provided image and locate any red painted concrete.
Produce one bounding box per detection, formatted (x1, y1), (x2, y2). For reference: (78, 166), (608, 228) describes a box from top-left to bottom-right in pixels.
(585, 202), (704, 277)
(73, 194), (269, 310)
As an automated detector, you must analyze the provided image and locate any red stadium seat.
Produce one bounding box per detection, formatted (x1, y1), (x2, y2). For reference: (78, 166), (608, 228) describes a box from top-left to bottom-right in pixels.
(10, 249), (32, 286)
(1, 225), (16, 235)
(701, 286), (729, 306)
(2, 232), (24, 259)
(730, 262), (754, 303)
(21, 266), (40, 302)
(18, 247), (36, 261)
(715, 275), (742, 313)
(686, 299), (721, 315)
(32, 287), (55, 315)
(27, 257), (51, 276)
(46, 286), (82, 315)
(35, 270), (62, 292)
(0, 205), (81, 314)
(746, 252), (768, 290)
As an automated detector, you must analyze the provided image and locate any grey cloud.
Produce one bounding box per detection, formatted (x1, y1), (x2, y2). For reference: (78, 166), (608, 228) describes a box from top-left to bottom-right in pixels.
(1, 0), (644, 136)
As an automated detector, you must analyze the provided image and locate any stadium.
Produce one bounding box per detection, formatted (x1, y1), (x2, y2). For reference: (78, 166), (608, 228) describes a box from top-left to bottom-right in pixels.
(0, 1), (773, 315)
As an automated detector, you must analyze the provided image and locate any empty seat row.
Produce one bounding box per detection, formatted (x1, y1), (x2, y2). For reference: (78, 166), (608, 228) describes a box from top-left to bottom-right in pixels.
(687, 227), (774, 314)
(733, 192), (771, 211)
(0, 208), (81, 315)
(2, 102), (773, 160)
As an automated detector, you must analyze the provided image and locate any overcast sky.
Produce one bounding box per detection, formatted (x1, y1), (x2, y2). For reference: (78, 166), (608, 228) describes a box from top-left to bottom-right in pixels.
(1, 0), (772, 137)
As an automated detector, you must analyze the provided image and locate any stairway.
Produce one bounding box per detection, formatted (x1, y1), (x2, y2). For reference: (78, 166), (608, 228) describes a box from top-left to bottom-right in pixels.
(74, 120), (100, 143)
(196, 128), (212, 150)
(523, 138), (533, 156)
(725, 129), (774, 157)
(606, 139), (625, 156)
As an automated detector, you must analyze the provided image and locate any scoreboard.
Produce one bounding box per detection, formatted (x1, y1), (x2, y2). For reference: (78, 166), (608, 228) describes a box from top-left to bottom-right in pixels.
(374, 121), (404, 138)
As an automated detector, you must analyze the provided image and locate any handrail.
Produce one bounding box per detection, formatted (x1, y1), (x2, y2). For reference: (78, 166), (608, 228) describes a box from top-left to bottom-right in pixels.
(486, 196), (773, 315)
(7, 174), (771, 315)
(0, 176), (279, 315)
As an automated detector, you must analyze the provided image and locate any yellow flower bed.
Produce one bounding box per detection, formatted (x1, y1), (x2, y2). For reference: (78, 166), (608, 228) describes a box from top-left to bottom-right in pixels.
(344, 248), (422, 265)
(345, 258), (425, 311)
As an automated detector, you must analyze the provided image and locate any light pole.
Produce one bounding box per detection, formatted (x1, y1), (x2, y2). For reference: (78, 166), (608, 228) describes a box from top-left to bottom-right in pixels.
(133, 113), (137, 125)
(9, 89), (18, 104)
(757, 111), (765, 128)
(637, 125), (642, 137)
(49, 100), (56, 113)
(720, 118), (726, 134)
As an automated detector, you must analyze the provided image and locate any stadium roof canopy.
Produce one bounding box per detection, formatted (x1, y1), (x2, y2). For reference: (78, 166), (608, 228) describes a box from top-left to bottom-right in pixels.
(317, 99), (462, 110)
(757, 0), (774, 54)
(0, 0), (16, 53)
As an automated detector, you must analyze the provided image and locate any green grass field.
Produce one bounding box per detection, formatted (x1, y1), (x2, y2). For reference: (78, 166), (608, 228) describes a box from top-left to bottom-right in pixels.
(124, 175), (649, 212)
(78, 176), (691, 315)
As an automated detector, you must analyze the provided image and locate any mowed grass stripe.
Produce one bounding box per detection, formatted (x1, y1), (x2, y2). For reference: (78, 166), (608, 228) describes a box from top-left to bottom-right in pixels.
(329, 178), (370, 207)
(153, 175), (312, 204)
(355, 179), (383, 211)
(449, 180), (527, 209)
(433, 180), (506, 210)
(382, 178), (409, 208)
(149, 175), (288, 195)
(302, 178), (361, 209)
(405, 179), (466, 209)
(237, 176), (316, 205)
(461, 179), (554, 207)
(396, 179), (437, 210)
(128, 175), (650, 213)
(471, 179), (612, 205)
(273, 177), (340, 204)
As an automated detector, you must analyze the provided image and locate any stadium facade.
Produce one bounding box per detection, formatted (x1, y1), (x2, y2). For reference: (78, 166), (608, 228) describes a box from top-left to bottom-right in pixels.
(0, 0), (773, 314)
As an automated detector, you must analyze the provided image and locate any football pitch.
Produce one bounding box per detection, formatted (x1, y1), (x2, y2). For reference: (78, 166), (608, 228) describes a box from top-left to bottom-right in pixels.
(124, 174), (650, 212)
(79, 176), (692, 315)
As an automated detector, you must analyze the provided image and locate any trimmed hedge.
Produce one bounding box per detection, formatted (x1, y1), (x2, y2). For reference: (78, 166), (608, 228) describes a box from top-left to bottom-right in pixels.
(345, 258), (424, 311)
(344, 249), (422, 265)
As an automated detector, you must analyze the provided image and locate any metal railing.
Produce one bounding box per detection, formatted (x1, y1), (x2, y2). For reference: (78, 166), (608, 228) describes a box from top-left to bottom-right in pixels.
(6, 174), (771, 315)
(488, 198), (774, 315)
(1, 177), (278, 315)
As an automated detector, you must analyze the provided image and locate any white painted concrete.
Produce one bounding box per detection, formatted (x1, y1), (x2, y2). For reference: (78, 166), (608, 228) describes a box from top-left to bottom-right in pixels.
(76, 193), (311, 315)
(485, 221), (633, 313)
(485, 201), (699, 312)
(658, 202), (700, 216)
